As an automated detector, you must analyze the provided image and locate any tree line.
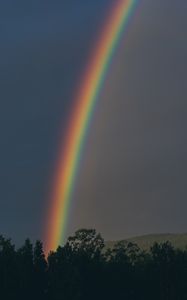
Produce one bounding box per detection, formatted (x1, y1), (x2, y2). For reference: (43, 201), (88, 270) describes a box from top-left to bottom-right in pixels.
(0, 228), (187, 300)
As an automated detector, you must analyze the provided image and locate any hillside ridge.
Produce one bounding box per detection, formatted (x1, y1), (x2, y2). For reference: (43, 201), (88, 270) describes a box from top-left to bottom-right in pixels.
(105, 233), (187, 250)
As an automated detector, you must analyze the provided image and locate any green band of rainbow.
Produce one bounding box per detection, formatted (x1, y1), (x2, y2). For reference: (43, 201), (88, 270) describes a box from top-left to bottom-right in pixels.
(45, 0), (138, 253)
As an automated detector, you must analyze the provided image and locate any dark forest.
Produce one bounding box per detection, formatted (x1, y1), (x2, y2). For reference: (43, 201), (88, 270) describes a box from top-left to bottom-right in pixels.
(0, 228), (187, 300)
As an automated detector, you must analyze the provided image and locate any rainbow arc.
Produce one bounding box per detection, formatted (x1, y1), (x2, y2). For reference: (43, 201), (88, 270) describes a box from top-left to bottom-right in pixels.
(45, 0), (138, 253)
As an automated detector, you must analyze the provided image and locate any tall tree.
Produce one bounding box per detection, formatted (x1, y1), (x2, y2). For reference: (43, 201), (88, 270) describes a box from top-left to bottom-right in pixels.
(0, 236), (17, 299)
(33, 240), (47, 298)
(17, 239), (34, 299)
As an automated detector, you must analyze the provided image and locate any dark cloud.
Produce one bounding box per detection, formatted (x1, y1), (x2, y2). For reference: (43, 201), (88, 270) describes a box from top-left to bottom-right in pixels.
(0, 0), (110, 243)
(0, 0), (186, 244)
(68, 0), (187, 241)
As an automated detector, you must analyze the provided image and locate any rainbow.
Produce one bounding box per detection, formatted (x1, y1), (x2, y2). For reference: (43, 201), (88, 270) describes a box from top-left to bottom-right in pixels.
(45, 0), (138, 253)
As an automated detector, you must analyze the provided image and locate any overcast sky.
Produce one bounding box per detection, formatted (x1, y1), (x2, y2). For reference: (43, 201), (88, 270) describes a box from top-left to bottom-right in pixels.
(0, 0), (187, 245)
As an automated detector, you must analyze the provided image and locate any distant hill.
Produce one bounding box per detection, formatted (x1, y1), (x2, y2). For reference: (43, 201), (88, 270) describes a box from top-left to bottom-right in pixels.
(105, 233), (187, 251)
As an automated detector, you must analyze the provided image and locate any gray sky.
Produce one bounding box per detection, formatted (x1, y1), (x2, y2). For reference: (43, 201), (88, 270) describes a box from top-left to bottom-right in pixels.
(0, 0), (187, 245)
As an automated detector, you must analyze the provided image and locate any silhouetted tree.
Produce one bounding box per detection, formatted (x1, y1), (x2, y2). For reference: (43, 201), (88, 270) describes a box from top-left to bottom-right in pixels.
(33, 240), (47, 298)
(67, 228), (104, 259)
(47, 243), (82, 300)
(0, 236), (17, 299)
(66, 229), (105, 300)
(17, 239), (34, 299)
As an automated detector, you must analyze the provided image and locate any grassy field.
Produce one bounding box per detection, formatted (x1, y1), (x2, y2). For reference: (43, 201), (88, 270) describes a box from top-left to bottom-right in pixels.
(106, 233), (187, 251)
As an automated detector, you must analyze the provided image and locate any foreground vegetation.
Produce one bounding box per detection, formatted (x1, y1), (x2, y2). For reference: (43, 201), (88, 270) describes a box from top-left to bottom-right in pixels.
(0, 229), (187, 300)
